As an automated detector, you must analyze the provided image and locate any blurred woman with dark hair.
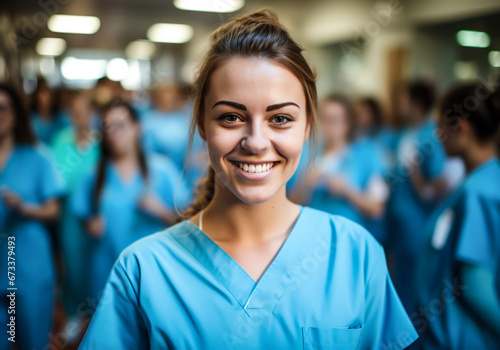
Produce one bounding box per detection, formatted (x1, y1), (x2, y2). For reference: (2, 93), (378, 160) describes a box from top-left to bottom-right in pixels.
(0, 84), (65, 350)
(30, 78), (70, 145)
(71, 99), (190, 301)
(414, 83), (500, 349)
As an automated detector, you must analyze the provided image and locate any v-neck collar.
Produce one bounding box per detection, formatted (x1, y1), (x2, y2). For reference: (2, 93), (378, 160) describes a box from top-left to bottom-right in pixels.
(107, 161), (141, 187)
(170, 205), (317, 312)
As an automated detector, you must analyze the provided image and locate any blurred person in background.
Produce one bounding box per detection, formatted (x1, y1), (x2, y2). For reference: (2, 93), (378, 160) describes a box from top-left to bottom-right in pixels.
(141, 83), (192, 171)
(91, 77), (125, 116)
(30, 77), (70, 145)
(50, 91), (101, 341)
(0, 84), (65, 350)
(386, 80), (448, 314)
(353, 97), (395, 244)
(295, 94), (389, 235)
(141, 82), (208, 191)
(414, 83), (500, 349)
(71, 99), (191, 302)
(354, 97), (397, 166)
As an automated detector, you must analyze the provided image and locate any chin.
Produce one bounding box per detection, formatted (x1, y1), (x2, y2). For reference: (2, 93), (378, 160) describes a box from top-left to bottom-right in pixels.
(231, 184), (281, 205)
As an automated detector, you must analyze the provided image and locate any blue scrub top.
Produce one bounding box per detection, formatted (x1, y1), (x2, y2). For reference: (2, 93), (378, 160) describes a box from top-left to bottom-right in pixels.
(31, 111), (71, 145)
(79, 206), (418, 349)
(141, 108), (192, 171)
(0, 145), (65, 290)
(309, 139), (386, 226)
(72, 153), (192, 297)
(387, 119), (446, 252)
(415, 157), (500, 349)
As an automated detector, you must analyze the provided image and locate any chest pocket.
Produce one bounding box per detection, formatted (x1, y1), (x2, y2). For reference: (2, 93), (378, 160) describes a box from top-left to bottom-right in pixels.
(302, 325), (363, 350)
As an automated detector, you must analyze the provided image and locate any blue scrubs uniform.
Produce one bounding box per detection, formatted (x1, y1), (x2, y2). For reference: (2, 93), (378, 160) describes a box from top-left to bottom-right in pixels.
(50, 126), (100, 317)
(31, 111), (70, 145)
(387, 119), (446, 312)
(309, 140), (386, 228)
(0, 145), (65, 350)
(414, 157), (500, 349)
(141, 108), (192, 171)
(72, 154), (191, 300)
(353, 137), (391, 244)
(79, 206), (418, 349)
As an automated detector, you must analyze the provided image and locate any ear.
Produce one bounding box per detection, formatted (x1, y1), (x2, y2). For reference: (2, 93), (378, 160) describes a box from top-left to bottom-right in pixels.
(457, 117), (471, 137)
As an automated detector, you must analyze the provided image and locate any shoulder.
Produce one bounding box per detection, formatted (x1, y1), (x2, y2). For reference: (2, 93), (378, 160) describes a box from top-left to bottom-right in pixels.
(115, 220), (195, 270)
(303, 206), (385, 264)
(16, 144), (53, 167)
(463, 159), (500, 200)
(51, 126), (73, 145)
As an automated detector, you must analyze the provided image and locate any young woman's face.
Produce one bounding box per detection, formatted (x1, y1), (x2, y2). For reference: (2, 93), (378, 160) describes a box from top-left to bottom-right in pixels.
(201, 57), (310, 204)
(103, 107), (139, 157)
(319, 101), (349, 145)
(0, 92), (15, 139)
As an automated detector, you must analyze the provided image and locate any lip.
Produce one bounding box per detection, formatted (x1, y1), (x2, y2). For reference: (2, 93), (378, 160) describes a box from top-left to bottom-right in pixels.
(229, 160), (279, 180)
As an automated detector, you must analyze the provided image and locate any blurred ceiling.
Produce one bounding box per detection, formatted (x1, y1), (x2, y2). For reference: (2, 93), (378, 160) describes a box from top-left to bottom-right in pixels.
(2, 0), (500, 54)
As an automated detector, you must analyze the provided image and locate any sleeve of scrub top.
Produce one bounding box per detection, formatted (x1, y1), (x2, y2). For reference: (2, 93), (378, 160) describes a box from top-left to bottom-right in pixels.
(78, 260), (150, 349)
(420, 131), (445, 180)
(38, 150), (66, 200)
(455, 192), (500, 270)
(362, 248), (419, 349)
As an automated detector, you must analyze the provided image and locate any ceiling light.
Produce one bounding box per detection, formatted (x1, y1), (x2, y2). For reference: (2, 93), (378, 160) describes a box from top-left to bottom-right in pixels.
(48, 15), (101, 34)
(125, 40), (156, 60)
(456, 30), (490, 48)
(489, 51), (500, 67)
(61, 57), (106, 80)
(147, 23), (194, 43)
(174, 0), (244, 13)
(106, 58), (129, 81)
(36, 37), (66, 56)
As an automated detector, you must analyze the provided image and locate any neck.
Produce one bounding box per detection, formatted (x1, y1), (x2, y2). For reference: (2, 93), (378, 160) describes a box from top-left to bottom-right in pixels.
(75, 127), (90, 145)
(203, 185), (299, 243)
(463, 141), (496, 173)
(112, 149), (139, 167)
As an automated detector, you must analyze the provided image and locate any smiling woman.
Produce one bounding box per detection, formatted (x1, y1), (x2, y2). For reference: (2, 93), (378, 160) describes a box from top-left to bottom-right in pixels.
(78, 9), (418, 350)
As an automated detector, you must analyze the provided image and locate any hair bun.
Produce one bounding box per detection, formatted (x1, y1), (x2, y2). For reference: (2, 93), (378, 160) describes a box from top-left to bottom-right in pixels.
(244, 9), (280, 25)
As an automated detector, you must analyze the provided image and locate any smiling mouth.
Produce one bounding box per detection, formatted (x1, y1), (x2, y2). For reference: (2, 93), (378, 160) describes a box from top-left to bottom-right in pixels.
(230, 160), (279, 174)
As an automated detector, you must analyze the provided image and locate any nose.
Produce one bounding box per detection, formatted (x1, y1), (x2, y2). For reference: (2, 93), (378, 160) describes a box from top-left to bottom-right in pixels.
(241, 120), (269, 154)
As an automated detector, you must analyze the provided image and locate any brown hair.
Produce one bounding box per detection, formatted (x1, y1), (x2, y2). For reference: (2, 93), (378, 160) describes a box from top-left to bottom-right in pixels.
(0, 84), (37, 145)
(179, 9), (318, 220)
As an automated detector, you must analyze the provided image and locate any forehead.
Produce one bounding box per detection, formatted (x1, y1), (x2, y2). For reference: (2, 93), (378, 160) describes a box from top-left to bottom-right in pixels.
(205, 57), (306, 110)
(104, 107), (130, 122)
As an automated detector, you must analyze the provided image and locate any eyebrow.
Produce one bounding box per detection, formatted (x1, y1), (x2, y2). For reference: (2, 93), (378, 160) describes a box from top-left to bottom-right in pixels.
(211, 100), (300, 112)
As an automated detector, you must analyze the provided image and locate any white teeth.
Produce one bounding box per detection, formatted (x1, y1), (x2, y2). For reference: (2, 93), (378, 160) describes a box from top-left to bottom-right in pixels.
(237, 162), (275, 173)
